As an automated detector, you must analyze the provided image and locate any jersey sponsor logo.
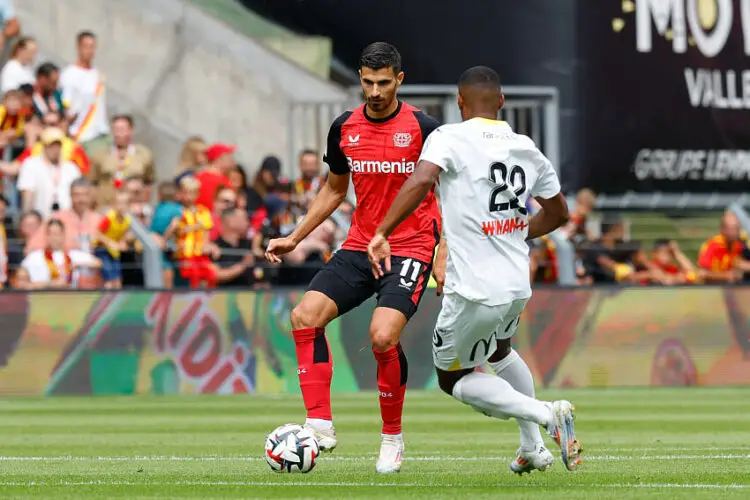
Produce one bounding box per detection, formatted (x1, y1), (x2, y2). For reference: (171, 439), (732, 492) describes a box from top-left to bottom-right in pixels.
(348, 134), (360, 145)
(347, 156), (416, 174)
(481, 217), (529, 236)
(393, 132), (412, 148)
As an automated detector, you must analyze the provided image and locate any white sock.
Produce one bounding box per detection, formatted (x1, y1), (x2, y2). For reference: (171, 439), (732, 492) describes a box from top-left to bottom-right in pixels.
(305, 418), (333, 430)
(490, 349), (545, 451)
(452, 372), (552, 427)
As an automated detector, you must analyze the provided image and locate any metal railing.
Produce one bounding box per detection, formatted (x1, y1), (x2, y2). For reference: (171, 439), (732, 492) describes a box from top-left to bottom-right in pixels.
(287, 84), (561, 180)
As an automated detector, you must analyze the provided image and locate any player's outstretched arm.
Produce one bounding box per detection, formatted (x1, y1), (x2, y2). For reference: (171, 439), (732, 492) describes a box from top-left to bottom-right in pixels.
(377, 160), (441, 238)
(526, 193), (570, 241)
(265, 172), (349, 263)
(367, 160), (441, 277)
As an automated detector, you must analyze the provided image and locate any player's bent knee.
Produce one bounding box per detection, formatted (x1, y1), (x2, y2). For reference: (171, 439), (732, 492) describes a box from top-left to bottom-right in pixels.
(370, 328), (399, 351)
(488, 338), (512, 363)
(290, 292), (338, 329)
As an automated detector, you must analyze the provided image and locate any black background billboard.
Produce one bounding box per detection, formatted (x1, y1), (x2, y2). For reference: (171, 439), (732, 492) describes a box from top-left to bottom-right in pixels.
(241, 0), (750, 194)
(578, 0), (750, 193)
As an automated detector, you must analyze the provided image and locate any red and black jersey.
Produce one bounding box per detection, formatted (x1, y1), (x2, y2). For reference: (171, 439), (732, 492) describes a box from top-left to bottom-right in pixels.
(324, 101), (441, 263)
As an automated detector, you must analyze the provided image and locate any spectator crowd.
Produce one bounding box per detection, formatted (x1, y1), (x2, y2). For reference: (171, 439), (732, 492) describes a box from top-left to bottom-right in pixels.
(0, 13), (747, 291)
(530, 189), (750, 286)
(0, 22), (348, 291)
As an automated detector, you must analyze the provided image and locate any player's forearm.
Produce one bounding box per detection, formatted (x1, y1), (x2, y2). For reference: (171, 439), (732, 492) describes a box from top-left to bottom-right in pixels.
(526, 209), (569, 240)
(377, 172), (435, 238)
(290, 184), (346, 244)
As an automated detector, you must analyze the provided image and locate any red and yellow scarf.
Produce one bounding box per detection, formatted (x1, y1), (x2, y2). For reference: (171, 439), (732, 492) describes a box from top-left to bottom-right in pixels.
(44, 249), (72, 283)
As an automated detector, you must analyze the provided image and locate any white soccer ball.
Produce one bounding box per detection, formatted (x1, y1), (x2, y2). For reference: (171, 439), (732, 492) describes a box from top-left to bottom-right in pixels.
(264, 424), (319, 473)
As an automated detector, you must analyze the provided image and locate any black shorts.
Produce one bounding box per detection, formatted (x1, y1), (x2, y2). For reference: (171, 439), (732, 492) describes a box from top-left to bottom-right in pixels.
(308, 249), (432, 320)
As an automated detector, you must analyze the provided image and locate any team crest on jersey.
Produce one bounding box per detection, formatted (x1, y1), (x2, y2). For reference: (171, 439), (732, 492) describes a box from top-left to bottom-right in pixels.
(393, 132), (412, 148)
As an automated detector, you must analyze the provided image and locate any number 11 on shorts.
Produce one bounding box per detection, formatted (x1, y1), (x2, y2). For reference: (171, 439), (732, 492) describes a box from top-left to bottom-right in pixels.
(399, 258), (421, 284)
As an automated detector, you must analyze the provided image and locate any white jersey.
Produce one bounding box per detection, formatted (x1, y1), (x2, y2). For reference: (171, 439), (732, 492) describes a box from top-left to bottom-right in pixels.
(419, 118), (561, 305)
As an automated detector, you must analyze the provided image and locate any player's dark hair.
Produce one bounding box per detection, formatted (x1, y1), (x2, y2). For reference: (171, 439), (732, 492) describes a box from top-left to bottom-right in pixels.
(36, 62), (59, 79)
(652, 239), (670, 249)
(359, 42), (402, 74)
(77, 31), (96, 44)
(19, 83), (34, 96)
(458, 66), (502, 90)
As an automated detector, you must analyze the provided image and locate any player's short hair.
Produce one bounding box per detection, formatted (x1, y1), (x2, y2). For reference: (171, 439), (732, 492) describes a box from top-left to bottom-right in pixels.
(652, 239), (670, 250)
(299, 148), (318, 159)
(458, 66), (502, 91)
(359, 42), (402, 74)
(36, 62), (59, 79)
(77, 31), (96, 44)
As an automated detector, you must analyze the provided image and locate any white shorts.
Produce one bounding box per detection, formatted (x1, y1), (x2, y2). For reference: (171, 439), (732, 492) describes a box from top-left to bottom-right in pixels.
(432, 293), (528, 371)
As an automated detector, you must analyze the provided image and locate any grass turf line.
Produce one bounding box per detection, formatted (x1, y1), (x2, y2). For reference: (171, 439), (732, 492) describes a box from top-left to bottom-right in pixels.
(0, 388), (748, 499)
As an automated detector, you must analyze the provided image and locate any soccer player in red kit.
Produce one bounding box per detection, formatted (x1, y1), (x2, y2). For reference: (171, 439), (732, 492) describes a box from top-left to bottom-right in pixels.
(265, 42), (441, 474)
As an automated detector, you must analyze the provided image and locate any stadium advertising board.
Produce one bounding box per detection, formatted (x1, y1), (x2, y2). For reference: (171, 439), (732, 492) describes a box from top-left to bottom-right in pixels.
(578, 0), (750, 193)
(0, 287), (748, 395)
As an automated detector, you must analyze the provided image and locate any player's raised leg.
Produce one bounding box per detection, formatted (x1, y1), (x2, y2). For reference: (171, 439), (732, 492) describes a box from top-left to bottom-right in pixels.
(289, 291), (339, 451)
(369, 307), (409, 474)
(432, 296), (582, 472)
(490, 337), (553, 474)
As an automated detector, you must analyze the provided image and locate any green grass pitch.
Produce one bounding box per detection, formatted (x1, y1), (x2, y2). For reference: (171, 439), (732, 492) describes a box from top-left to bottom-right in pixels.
(0, 388), (748, 499)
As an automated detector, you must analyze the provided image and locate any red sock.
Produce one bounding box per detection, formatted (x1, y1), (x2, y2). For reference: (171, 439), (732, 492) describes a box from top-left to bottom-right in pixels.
(374, 343), (408, 435)
(293, 328), (333, 420)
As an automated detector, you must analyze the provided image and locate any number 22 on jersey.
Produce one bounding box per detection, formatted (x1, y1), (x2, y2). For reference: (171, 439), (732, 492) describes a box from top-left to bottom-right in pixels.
(488, 162), (528, 215)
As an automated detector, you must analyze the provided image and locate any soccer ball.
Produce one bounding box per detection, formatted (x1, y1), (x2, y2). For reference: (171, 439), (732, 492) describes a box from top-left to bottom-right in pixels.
(264, 424), (319, 473)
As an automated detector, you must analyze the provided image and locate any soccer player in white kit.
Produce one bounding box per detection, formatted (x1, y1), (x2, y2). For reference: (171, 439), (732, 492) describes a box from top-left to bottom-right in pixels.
(367, 66), (582, 473)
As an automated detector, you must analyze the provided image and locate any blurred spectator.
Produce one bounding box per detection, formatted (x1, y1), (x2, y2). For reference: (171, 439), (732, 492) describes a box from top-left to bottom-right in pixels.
(89, 114), (154, 208)
(209, 186), (237, 241)
(252, 178), (295, 259)
(18, 219), (100, 289)
(165, 176), (217, 289)
(0, 36), (36, 93)
(177, 136), (208, 176)
(248, 155), (281, 233)
(150, 181), (182, 288)
(13, 111), (89, 176)
(213, 207), (255, 287)
(18, 127), (81, 219)
(195, 143), (234, 211)
(0, 0), (19, 55)
(0, 194), (6, 286)
(0, 89), (25, 151)
(95, 191), (131, 289)
(32, 62), (67, 122)
(582, 217), (640, 283)
(648, 240), (697, 285)
(229, 164), (248, 195)
(25, 177), (102, 256)
(7, 209), (42, 274)
(697, 212), (750, 283)
(294, 149), (323, 207)
(149, 182), (178, 281)
(60, 31), (109, 154)
(276, 218), (335, 286)
(561, 188), (596, 243)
